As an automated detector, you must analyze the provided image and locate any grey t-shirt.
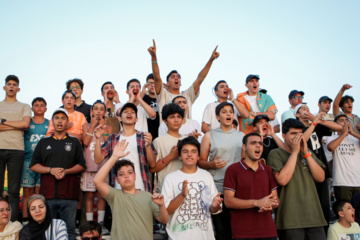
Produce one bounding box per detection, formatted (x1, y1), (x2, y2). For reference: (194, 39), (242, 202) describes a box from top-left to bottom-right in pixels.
(208, 128), (244, 193)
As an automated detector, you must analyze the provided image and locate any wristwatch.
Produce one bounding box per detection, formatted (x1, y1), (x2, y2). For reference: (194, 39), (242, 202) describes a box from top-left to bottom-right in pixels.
(1, 119), (6, 125)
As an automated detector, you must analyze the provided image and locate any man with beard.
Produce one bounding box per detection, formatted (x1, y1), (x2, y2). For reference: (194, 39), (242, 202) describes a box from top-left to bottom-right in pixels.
(333, 84), (360, 134)
(224, 132), (279, 240)
(115, 79), (156, 133)
(101, 81), (121, 133)
(148, 39), (220, 121)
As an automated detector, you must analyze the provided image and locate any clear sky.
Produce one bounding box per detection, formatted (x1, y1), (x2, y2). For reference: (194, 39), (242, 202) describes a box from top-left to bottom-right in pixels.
(1, 1), (359, 124)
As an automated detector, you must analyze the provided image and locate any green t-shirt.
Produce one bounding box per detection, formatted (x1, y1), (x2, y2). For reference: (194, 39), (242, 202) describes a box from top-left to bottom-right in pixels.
(268, 148), (327, 230)
(104, 187), (160, 240)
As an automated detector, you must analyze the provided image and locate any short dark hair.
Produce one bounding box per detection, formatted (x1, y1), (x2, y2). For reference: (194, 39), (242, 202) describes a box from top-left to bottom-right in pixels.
(5, 75), (19, 85)
(243, 132), (262, 145)
(66, 78), (84, 90)
(232, 119), (238, 127)
(282, 119), (305, 134)
(166, 70), (181, 82)
(339, 95), (354, 108)
(332, 200), (351, 218)
(61, 90), (76, 100)
(101, 81), (114, 92)
(215, 102), (234, 116)
(79, 221), (102, 237)
(161, 103), (184, 121)
(214, 80), (227, 91)
(177, 136), (200, 156)
(172, 95), (186, 104)
(126, 78), (141, 90)
(146, 73), (154, 82)
(91, 100), (106, 110)
(114, 159), (135, 175)
(31, 97), (47, 107)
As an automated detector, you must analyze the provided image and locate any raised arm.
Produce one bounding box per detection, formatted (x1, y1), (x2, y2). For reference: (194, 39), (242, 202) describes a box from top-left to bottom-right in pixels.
(136, 95), (156, 119)
(144, 132), (156, 168)
(274, 133), (302, 186)
(333, 84), (352, 115)
(94, 125), (106, 164)
(148, 39), (163, 95)
(192, 46), (220, 95)
(166, 180), (188, 215)
(94, 140), (130, 198)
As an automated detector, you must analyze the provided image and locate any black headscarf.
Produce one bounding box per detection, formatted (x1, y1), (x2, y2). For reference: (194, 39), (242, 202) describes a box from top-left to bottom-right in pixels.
(19, 201), (53, 240)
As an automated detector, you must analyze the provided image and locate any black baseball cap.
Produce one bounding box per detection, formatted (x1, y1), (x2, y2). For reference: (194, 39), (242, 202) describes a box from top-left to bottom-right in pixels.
(318, 96), (333, 103)
(259, 88), (267, 94)
(246, 74), (260, 83)
(252, 114), (270, 126)
(288, 90), (304, 99)
(119, 102), (138, 117)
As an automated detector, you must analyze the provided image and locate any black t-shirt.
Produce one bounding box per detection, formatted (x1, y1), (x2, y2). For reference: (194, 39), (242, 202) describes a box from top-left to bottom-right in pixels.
(143, 94), (159, 140)
(75, 101), (91, 122)
(261, 137), (278, 163)
(304, 124), (331, 178)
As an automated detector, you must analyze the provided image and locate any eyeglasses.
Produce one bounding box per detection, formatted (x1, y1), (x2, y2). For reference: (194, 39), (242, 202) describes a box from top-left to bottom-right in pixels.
(82, 237), (99, 240)
(70, 86), (81, 90)
(292, 96), (304, 100)
(0, 208), (11, 214)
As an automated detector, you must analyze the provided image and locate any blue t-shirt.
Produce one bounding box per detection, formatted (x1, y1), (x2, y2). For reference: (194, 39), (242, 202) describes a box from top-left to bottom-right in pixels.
(24, 119), (49, 160)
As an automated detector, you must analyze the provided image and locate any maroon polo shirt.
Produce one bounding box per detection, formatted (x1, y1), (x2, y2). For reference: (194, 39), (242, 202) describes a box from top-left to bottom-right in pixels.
(223, 159), (278, 239)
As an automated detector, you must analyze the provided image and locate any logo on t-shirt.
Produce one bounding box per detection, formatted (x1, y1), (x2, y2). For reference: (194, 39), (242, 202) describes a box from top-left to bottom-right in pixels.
(46, 145), (52, 150)
(65, 143), (72, 152)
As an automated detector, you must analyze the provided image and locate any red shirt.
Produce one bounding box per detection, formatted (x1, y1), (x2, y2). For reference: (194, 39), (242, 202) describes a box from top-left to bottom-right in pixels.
(223, 159), (278, 239)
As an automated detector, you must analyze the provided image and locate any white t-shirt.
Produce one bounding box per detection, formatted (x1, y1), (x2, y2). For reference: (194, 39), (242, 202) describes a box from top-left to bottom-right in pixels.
(244, 94), (260, 112)
(156, 85), (199, 121)
(201, 101), (240, 131)
(115, 103), (154, 132)
(153, 133), (186, 191)
(326, 134), (360, 187)
(162, 168), (218, 240)
(114, 134), (145, 190)
(158, 119), (202, 142)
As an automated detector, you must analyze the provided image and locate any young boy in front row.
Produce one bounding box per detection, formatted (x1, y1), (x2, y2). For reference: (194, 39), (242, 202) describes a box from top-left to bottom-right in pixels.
(93, 140), (169, 240)
(328, 200), (360, 240)
(162, 136), (223, 240)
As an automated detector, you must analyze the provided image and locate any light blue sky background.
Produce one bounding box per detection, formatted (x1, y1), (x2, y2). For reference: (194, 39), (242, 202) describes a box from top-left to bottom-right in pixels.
(1, 1), (359, 125)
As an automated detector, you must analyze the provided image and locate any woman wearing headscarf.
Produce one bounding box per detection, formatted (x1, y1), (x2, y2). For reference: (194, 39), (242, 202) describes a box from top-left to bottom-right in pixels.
(19, 194), (68, 240)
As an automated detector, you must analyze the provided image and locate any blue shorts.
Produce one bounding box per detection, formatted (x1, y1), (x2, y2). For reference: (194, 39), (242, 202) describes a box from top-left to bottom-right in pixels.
(21, 158), (41, 188)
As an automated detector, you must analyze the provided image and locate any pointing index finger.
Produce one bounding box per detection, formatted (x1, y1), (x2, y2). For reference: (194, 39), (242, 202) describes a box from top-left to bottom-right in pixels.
(153, 39), (156, 47)
(213, 45), (218, 52)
